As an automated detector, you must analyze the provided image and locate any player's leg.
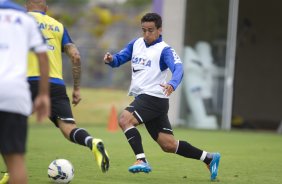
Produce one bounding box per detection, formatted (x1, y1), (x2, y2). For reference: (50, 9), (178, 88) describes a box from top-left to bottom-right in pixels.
(50, 83), (109, 172)
(124, 94), (171, 173)
(118, 109), (151, 173)
(0, 112), (28, 184)
(119, 95), (163, 173)
(57, 120), (92, 147)
(57, 120), (109, 173)
(157, 133), (220, 180)
(174, 137), (220, 181)
(150, 113), (220, 181)
(156, 132), (208, 160)
(119, 110), (143, 161)
(3, 154), (27, 184)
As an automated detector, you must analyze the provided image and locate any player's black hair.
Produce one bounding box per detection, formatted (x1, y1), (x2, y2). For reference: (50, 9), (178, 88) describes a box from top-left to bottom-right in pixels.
(141, 13), (162, 29)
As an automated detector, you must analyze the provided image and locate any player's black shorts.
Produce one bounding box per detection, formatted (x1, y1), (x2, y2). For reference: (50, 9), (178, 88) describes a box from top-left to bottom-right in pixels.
(29, 81), (75, 127)
(125, 94), (173, 141)
(0, 111), (27, 154)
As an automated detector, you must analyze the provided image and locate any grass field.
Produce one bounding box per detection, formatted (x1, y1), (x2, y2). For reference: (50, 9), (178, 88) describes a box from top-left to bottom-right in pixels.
(1, 88), (282, 183)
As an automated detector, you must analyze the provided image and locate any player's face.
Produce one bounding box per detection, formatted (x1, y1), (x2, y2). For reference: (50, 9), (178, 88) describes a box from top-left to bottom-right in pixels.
(141, 21), (161, 45)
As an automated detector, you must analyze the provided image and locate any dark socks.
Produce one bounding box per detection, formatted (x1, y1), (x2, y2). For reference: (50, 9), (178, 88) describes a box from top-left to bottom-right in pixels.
(124, 127), (146, 163)
(70, 128), (93, 149)
(204, 153), (213, 165)
(176, 140), (212, 164)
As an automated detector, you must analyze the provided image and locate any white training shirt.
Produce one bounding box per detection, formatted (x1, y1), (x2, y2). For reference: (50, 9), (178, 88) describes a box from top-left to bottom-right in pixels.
(0, 8), (47, 116)
(129, 38), (169, 98)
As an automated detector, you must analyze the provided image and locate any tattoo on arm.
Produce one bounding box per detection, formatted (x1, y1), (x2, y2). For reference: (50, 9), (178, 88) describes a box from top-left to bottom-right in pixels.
(64, 43), (81, 89)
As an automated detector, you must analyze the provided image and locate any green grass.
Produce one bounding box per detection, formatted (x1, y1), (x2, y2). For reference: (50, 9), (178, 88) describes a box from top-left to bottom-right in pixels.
(1, 125), (282, 184)
(28, 88), (133, 125)
(1, 88), (282, 183)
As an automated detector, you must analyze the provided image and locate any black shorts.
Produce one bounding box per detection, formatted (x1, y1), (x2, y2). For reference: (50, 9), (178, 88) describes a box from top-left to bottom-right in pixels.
(29, 81), (75, 127)
(125, 94), (173, 141)
(0, 111), (27, 154)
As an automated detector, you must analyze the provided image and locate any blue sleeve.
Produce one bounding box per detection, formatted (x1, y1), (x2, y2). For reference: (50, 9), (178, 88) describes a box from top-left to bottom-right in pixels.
(160, 47), (183, 90)
(0, 1), (26, 12)
(61, 27), (73, 52)
(107, 38), (137, 68)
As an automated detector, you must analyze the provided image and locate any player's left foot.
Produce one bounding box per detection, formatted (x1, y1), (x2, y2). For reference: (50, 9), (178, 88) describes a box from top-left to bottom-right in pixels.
(128, 160), (152, 173)
(207, 152), (221, 181)
(0, 172), (9, 184)
(92, 138), (110, 173)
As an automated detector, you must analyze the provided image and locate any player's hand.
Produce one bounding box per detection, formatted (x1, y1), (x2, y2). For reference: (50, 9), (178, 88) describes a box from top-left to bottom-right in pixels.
(160, 84), (174, 97)
(33, 94), (50, 122)
(103, 52), (113, 63)
(72, 88), (82, 106)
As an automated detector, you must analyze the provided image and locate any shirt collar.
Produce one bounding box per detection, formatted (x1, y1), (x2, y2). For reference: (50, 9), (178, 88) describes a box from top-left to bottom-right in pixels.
(31, 10), (46, 15)
(144, 35), (163, 47)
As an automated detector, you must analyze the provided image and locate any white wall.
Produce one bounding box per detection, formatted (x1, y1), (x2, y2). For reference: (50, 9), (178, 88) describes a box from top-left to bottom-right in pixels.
(162, 0), (187, 126)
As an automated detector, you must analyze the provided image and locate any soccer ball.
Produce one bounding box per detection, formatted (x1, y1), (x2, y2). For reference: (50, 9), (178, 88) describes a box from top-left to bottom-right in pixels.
(48, 159), (74, 183)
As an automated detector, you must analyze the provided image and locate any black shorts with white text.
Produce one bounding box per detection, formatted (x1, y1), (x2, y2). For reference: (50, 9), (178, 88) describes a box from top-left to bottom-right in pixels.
(125, 94), (173, 140)
(29, 81), (75, 127)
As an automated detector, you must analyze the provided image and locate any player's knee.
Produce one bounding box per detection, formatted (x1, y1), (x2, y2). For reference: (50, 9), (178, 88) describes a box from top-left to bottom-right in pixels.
(118, 115), (130, 129)
(160, 142), (177, 153)
(118, 111), (137, 130)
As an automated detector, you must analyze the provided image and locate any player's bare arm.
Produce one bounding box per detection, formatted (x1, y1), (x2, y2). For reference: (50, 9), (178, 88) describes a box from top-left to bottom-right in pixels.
(64, 43), (81, 89)
(34, 52), (50, 122)
(64, 43), (82, 106)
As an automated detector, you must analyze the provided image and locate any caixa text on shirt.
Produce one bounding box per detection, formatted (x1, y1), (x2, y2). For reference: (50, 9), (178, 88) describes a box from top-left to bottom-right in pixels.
(37, 22), (60, 32)
(0, 14), (22, 24)
(132, 56), (151, 67)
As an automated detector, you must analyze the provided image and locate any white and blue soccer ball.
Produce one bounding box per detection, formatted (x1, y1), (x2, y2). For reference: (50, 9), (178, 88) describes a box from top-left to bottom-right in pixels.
(48, 159), (74, 184)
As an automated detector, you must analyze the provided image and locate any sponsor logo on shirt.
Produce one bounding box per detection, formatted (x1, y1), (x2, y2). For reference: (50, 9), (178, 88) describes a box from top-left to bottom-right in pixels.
(171, 48), (182, 64)
(132, 68), (144, 73)
(37, 22), (60, 32)
(132, 56), (151, 67)
(0, 14), (22, 25)
(44, 37), (55, 50)
(0, 44), (8, 49)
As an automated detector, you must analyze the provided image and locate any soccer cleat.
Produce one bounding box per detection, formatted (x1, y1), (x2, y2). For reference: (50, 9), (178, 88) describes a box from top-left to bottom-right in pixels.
(128, 160), (152, 173)
(0, 172), (9, 184)
(208, 152), (221, 181)
(92, 138), (110, 173)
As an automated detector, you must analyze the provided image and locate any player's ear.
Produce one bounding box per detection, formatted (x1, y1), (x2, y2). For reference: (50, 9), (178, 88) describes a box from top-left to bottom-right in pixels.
(158, 27), (162, 34)
(24, 2), (28, 11)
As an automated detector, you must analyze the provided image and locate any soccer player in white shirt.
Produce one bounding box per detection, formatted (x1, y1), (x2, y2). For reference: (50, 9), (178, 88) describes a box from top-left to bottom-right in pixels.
(0, 0), (50, 183)
(104, 13), (221, 181)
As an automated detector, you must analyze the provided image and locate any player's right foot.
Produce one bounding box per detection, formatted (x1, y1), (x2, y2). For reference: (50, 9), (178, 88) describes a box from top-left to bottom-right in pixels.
(0, 172), (9, 184)
(207, 152), (221, 181)
(128, 160), (152, 173)
(92, 138), (110, 173)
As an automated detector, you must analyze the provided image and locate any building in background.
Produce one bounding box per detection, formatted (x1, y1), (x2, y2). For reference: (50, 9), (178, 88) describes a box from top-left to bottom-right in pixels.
(159, 0), (282, 131)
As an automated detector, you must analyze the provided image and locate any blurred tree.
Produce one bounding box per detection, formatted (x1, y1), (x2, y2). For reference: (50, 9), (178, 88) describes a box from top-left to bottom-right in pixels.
(125, 0), (151, 6)
(14, 0), (152, 89)
(48, 0), (89, 5)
